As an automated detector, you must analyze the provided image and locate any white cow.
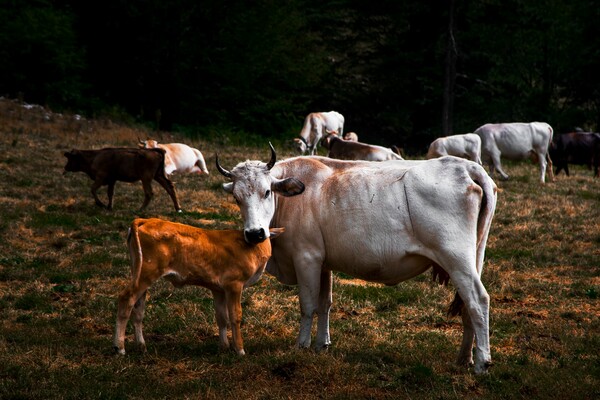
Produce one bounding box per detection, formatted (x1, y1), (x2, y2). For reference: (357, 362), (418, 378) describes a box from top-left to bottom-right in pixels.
(293, 111), (344, 155)
(138, 139), (209, 176)
(216, 145), (497, 374)
(474, 122), (554, 183)
(426, 133), (482, 164)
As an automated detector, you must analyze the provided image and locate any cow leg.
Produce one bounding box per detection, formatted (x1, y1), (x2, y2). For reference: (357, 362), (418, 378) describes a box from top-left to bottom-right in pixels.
(225, 284), (245, 355)
(315, 270), (333, 350)
(545, 153), (554, 182)
(91, 181), (107, 208)
(456, 305), (475, 367)
(211, 289), (230, 350)
(107, 182), (116, 210)
(449, 269), (491, 374)
(490, 152), (509, 180)
(535, 151), (549, 183)
(140, 179), (154, 211)
(294, 254), (326, 349)
(131, 290), (148, 352)
(155, 176), (182, 212)
(113, 286), (148, 355)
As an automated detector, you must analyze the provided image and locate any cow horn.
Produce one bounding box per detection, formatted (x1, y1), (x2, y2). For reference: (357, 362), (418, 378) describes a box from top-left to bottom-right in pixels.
(215, 154), (232, 178)
(266, 142), (276, 170)
(138, 137), (144, 144)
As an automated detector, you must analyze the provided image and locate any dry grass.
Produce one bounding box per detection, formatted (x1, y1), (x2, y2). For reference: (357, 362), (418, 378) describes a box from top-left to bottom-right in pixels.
(0, 97), (598, 399)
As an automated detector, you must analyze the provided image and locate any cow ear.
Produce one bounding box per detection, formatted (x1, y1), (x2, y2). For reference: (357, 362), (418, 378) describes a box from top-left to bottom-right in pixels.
(268, 227), (285, 239)
(272, 178), (304, 197)
(222, 182), (233, 193)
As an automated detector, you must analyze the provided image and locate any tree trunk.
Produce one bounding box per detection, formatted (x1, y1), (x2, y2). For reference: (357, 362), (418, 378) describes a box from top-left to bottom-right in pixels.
(442, 0), (457, 137)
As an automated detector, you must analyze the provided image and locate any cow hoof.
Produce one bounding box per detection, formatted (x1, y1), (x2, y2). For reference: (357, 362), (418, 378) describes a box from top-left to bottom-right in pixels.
(113, 346), (125, 355)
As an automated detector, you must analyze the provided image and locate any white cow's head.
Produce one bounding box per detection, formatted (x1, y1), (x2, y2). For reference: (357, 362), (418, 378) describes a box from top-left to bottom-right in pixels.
(217, 144), (305, 244)
(138, 138), (159, 149)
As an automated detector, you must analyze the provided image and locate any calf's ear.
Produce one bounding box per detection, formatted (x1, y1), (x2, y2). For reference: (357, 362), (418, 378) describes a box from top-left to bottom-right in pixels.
(272, 178), (305, 197)
(222, 182), (233, 193)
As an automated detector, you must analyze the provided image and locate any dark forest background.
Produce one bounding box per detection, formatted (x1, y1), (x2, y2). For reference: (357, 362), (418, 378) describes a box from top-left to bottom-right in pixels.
(2, 0), (600, 153)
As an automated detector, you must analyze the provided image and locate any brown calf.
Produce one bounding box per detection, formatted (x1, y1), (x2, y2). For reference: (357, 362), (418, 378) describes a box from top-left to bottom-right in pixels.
(113, 218), (284, 356)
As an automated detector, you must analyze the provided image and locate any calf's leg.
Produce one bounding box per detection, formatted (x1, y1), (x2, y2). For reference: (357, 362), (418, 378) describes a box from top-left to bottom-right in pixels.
(225, 284), (245, 356)
(114, 286), (148, 355)
(91, 180), (107, 208)
(139, 179), (154, 211)
(211, 290), (230, 350)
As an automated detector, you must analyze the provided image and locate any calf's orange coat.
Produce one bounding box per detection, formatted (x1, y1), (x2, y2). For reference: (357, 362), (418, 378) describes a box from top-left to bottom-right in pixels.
(113, 218), (283, 356)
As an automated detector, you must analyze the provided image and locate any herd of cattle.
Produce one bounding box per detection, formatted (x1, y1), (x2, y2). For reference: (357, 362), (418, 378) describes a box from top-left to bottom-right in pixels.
(62, 111), (599, 375)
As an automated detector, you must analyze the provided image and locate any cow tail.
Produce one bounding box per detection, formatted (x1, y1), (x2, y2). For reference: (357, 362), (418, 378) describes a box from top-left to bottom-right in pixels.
(127, 220), (144, 284)
(449, 165), (497, 317)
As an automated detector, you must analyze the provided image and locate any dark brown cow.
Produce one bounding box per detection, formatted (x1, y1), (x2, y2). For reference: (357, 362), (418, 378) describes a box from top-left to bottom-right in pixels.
(63, 147), (182, 211)
(551, 132), (600, 177)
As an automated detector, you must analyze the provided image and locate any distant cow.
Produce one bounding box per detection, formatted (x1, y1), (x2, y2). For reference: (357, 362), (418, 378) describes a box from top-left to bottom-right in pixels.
(474, 122), (554, 183)
(293, 111), (345, 155)
(427, 133), (482, 164)
(551, 131), (600, 177)
(342, 131), (359, 142)
(322, 134), (404, 161)
(113, 218), (284, 356)
(138, 139), (209, 176)
(63, 147), (181, 211)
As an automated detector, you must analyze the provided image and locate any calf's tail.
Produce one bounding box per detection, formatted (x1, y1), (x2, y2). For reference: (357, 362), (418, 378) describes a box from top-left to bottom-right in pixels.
(127, 220), (144, 284)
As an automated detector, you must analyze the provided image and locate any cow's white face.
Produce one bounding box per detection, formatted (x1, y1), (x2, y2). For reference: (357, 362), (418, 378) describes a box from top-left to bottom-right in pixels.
(217, 146), (305, 244)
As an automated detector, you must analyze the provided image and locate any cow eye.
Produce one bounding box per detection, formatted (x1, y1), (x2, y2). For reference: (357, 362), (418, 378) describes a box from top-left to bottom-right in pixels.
(264, 190), (271, 199)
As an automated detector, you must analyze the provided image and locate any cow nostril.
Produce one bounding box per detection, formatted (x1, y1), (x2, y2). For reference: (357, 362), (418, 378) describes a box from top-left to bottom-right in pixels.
(244, 228), (267, 244)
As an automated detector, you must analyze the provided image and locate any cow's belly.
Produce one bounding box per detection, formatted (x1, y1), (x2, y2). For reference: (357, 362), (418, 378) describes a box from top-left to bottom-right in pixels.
(328, 252), (433, 285)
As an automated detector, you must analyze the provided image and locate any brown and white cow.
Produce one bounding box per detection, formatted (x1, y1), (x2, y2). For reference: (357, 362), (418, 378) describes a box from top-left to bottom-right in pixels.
(426, 133), (482, 164)
(322, 134), (404, 161)
(63, 147), (181, 211)
(138, 139), (209, 176)
(113, 218), (285, 356)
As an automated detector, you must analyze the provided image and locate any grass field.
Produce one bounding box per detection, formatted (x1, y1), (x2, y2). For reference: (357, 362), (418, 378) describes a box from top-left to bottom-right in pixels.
(0, 98), (598, 399)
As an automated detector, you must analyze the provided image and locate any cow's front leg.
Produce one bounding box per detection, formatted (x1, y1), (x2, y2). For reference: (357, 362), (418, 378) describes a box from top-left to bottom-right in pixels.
(140, 180), (154, 211)
(315, 269), (332, 350)
(91, 181), (107, 208)
(107, 182), (116, 210)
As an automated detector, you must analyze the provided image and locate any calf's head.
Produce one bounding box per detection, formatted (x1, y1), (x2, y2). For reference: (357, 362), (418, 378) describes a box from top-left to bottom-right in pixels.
(217, 144), (305, 244)
(63, 149), (84, 174)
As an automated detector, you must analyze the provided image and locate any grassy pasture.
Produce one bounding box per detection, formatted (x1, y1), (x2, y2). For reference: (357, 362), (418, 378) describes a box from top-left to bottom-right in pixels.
(0, 98), (598, 399)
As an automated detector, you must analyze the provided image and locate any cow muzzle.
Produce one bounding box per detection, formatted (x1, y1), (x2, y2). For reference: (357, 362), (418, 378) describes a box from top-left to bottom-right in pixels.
(244, 228), (267, 244)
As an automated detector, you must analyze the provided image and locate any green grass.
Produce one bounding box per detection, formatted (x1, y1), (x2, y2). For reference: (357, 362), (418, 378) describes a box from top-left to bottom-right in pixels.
(0, 100), (598, 399)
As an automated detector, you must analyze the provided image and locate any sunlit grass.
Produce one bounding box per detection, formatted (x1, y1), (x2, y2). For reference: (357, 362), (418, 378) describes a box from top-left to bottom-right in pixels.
(0, 97), (598, 399)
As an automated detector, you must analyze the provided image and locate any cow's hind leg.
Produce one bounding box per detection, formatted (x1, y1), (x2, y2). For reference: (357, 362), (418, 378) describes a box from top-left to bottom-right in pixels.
(114, 286), (147, 354)
(211, 290), (230, 351)
(448, 293), (475, 367)
(449, 269), (491, 374)
(131, 290), (148, 352)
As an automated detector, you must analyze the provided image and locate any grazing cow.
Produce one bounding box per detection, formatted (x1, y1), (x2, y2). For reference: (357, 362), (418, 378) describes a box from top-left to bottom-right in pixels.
(293, 111), (345, 155)
(217, 145), (497, 374)
(113, 218), (285, 356)
(138, 139), (209, 176)
(474, 122), (554, 183)
(550, 131), (600, 177)
(426, 133), (482, 164)
(322, 134), (404, 161)
(342, 131), (359, 142)
(63, 147), (181, 211)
